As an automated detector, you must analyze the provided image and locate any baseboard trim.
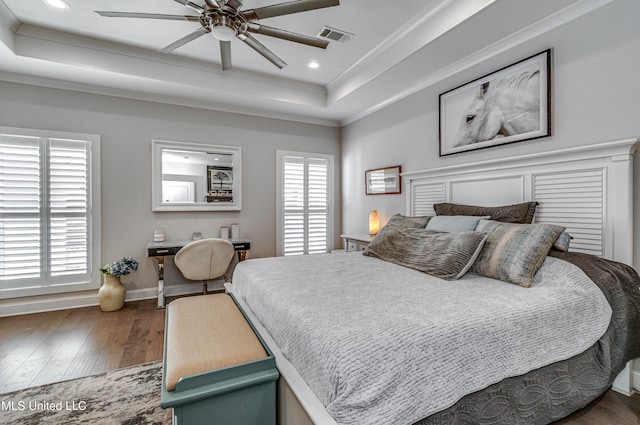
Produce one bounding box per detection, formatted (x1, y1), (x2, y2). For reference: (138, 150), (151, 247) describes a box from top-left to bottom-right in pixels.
(0, 292), (100, 317)
(0, 282), (225, 317)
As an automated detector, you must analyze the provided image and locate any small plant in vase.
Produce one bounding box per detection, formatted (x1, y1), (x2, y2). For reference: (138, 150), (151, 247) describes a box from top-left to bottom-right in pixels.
(98, 257), (139, 312)
(101, 256), (139, 277)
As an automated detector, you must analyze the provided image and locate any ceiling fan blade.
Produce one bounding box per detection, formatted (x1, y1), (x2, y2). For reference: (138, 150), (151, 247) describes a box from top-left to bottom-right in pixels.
(246, 23), (328, 48)
(95, 11), (200, 21)
(243, 0), (339, 20)
(159, 27), (210, 54)
(237, 33), (287, 69)
(204, 0), (220, 8)
(225, 0), (244, 10)
(220, 40), (232, 71)
(173, 0), (205, 13)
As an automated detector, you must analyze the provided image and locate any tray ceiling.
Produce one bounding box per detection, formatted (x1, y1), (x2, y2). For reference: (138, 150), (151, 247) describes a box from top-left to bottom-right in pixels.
(0, 0), (607, 125)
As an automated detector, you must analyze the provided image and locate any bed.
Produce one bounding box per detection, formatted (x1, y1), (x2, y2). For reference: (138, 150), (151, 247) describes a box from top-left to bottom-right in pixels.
(227, 139), (640, 425)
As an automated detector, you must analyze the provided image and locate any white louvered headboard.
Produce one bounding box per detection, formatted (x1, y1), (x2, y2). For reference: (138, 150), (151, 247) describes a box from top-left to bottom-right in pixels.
(403, 139), (639, 266)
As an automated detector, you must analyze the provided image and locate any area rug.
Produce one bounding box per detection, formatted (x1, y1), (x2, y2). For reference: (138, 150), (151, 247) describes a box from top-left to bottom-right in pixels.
(0, 361), (171, 425)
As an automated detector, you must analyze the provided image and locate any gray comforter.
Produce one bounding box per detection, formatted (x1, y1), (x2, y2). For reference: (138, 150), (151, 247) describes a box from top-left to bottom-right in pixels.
(232, 252), (617, 425)
(416, 251), (640, 424)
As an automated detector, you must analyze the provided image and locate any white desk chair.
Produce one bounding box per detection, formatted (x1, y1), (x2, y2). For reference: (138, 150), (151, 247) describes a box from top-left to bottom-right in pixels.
(174, 238), (235, 295)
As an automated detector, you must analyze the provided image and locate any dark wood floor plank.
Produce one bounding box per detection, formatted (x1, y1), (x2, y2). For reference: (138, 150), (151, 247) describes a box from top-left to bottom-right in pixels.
(0, 309), (76, 391)
(557, 390), (640, 424)
(120, 300), (156, 367)
(29, 354), (77, 387)
(0, 309), (69, 357)
(75, 306), (119, 355)
(0, 357), (49, 394)
(0, 313), (44, 342)
(145, 302), (166, 363)
(62, 352), (100, 381)
(25, 328), (74, 361)
(90, 308), (137, 374)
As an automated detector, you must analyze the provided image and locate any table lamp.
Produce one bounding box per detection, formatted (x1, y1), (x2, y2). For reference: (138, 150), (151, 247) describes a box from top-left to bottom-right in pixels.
(369, 210), (379, 237)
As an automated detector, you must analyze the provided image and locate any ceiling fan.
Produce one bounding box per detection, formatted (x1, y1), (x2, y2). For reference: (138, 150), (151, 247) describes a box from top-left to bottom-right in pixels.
(95, 0), (340, 71)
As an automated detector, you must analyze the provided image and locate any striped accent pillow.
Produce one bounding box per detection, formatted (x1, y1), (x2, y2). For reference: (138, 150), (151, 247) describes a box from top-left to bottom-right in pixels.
(470, 220), (565, 287)
(363, 223), (487, 280)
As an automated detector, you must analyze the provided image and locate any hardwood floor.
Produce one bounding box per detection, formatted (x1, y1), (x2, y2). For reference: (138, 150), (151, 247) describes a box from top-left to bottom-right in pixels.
(0, 298), (165, 394)
(555, 390), (640, 425)
(0, 299), (639, 424)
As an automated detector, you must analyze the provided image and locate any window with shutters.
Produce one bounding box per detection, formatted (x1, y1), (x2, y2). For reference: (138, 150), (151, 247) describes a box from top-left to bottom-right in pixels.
(276, 151), (333, 256)
(0, 127), (101, 298)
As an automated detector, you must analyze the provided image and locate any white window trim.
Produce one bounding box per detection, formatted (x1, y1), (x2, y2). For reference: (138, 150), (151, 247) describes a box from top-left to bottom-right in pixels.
(0, 126), (101, 299)
(276, 150), (334, 256)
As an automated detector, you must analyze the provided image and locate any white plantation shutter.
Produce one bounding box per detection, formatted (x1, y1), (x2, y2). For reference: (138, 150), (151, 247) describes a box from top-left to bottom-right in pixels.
(307, 159), (329, 254)
(49, 139), (90, 278)
(277, 151), (333, 256)
(0, 128), (100, 297)
(283, 157), (305, 255)
(0, 136), (42, 281)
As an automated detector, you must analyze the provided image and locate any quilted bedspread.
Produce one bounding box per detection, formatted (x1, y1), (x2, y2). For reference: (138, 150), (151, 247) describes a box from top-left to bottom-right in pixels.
(232, 252), (612, 425)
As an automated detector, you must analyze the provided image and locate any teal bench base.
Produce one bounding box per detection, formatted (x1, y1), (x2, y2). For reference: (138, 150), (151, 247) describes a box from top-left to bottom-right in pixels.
(161, 294), (279, 425)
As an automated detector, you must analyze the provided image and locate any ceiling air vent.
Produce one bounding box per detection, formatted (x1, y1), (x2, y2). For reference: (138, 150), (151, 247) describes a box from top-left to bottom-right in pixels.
(317, 26), (354, 43)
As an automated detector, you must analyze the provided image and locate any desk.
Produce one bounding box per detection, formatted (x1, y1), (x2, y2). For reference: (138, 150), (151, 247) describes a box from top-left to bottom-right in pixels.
(146, 239), (251, 309)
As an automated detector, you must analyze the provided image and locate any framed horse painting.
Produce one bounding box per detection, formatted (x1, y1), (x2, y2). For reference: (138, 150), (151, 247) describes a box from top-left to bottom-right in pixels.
(439, 49), (551, 156)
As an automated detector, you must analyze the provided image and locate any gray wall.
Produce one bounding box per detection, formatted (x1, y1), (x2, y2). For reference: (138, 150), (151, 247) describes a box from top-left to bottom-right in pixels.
(0, 81), (340, 305)
(342, 0), (640, 267)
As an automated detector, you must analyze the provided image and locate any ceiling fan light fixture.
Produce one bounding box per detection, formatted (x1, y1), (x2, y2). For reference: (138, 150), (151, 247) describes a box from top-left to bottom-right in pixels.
(43, 0), (70, 9)
(95, 0), (341, 71)
(212, 25), (236, 41)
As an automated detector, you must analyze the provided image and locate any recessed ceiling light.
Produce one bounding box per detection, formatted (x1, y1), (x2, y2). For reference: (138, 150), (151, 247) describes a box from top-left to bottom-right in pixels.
(43, 0), (70, 9)
(308, 61), (320, 69)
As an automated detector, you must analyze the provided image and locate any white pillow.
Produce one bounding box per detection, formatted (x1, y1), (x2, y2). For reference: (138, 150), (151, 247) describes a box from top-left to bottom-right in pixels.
(426, 215), (490, 232)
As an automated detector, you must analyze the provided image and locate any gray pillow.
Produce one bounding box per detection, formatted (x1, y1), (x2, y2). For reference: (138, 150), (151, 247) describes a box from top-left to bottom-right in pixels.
(385, 213), (433, 229)
(470, 220), (565, 287)
(552, 231), (573, 252)
(363, 223), (487, 280)
(434, 202), (538, 224)
(425, 215), (490, 232)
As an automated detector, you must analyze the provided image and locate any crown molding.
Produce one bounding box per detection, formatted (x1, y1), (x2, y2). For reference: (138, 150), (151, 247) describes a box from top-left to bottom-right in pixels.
(339, 0), (615, 126)
(326, 0), (496, 106)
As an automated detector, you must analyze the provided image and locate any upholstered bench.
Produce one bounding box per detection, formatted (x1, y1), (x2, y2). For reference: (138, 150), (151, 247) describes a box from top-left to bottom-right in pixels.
(161, 293), (279, 425)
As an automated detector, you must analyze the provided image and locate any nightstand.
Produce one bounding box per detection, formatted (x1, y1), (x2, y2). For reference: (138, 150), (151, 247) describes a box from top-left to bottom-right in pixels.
(340, 234), (374, 252)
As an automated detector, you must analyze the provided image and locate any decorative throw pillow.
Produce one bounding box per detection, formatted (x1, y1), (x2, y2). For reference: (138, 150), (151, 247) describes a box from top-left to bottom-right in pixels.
(425, 215), (490, 232)
(385, 213), (433, 229)
(470, 220), (565, 287)
(552, 231), (573, 252)
(434, 201), (538, 224)
(363, 223), (487, 280)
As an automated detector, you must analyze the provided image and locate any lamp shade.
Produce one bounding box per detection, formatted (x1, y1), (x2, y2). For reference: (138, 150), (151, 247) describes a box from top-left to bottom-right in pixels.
(369, 210), (380, 236)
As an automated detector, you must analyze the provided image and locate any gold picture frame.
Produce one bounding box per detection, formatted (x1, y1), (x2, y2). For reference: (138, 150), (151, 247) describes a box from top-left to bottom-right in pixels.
(365, 165), (401, 195)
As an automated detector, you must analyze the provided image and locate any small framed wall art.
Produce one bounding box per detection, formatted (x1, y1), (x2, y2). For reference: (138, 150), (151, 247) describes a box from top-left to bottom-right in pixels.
(365, 165), (401, 195)
(439, 49), (551, 156)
